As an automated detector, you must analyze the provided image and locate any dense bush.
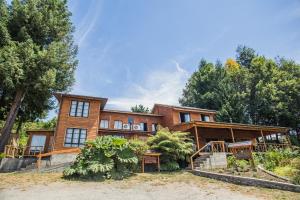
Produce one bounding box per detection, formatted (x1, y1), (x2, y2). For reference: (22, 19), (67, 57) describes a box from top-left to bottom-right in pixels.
(63, 136), (143, 180)
(147, 128), (193, 171)
(227, 156), (251, 172)
(254, 149), (300, 185)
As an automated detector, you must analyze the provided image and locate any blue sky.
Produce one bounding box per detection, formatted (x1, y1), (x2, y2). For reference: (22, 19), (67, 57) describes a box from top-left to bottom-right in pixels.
(50, 0), (300, 117)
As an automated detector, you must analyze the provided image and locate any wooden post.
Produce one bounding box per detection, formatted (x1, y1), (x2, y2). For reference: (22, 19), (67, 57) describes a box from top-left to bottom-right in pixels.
(260, 130), (267, 151)
(230, 128), (235, 143)
(190, 157), (194, 170)
(141, 156), (144, 173)
(194, 126), (200, 150)
(157, 156), (160, 172)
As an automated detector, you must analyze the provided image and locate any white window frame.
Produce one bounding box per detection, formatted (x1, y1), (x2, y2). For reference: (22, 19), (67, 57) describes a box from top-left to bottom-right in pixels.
(64, 128), (87, 147)
(114, 120), (123, 129)
(100, 119), (109, 129)
(69, 100), (90, 117)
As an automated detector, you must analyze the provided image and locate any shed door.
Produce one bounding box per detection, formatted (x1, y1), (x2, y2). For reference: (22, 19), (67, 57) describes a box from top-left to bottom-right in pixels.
(30, 135), (46, 152)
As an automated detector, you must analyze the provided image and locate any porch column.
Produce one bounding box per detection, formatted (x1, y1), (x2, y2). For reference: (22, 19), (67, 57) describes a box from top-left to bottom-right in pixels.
(194, 126), (200, 150)
(260, 130), (267, 151)
(230, 128), (235, 143)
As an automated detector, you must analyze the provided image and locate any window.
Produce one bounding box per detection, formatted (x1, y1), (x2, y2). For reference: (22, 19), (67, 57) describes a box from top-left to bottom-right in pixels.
(64, 128), (87, 147)
(140, 123), (148, 131)
(114, 120), (123, 129)
(152, 123), (158, 132)
(100, 119), (109, 129)
(179, 112), (190, 123)
(201, 115), (210, 122)
(30, 135), (46, 152)
(70, 100), (90, 117)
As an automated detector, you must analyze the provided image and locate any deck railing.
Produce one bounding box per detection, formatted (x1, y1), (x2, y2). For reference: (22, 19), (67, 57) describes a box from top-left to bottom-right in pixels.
(190, 141), (225, 170)
(254, 143), (291, 152)
(4, 145), (44, 158)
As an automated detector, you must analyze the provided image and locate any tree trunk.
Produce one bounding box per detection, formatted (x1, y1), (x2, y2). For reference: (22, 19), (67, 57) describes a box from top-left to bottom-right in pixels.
(0, 89), (26, 152)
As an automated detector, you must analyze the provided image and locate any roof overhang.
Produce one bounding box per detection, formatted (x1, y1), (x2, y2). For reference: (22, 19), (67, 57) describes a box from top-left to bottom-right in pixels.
(152, 104), (217, 114)
(173, 121), (289, 133)
(26, 129), (55, 135)
(54, 93), (108, 110)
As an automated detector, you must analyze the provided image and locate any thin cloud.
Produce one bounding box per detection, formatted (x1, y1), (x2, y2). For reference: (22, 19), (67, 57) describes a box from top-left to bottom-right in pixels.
(106, 60), (189, 111)
(74, 0), (103, 47)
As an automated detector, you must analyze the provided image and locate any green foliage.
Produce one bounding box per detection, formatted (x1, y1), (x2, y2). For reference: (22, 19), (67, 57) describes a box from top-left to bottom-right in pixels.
(274, 166), (297, 177)
(227, 156), (236, 168)
(130, 104), (150, 113)
(227, 156), (250, 172)
(179, 45), (300, 128)
(0, 0), (77, 146)
(147, 128), (193, 171)
(0, 152), (5, 159)
(254, 149), (300, 184)
(63, 136), (139, 180)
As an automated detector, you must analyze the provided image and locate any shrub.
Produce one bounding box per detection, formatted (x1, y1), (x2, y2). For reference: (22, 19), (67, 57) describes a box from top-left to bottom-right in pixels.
(274, 166), (297, 178)
(227, 156), (236, 168)
(0, 153), (5, 159)
(147, 128), (193, 171)
(63, 136), (139, 180)
(291, 158), (300, 169)
(236, 160), (250, 172)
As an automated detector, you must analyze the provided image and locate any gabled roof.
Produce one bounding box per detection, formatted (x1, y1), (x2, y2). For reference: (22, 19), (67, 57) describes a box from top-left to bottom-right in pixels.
(54, 93), (108, 110)
(152, 103), (217, 114)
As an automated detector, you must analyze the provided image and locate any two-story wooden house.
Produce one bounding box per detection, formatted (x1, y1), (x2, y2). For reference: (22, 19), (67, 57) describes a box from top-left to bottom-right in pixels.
(26, 93), (290, 159)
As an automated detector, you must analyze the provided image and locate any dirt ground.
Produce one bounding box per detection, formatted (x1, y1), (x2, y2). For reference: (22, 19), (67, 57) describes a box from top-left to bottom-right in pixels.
(0, 171), (299, 200)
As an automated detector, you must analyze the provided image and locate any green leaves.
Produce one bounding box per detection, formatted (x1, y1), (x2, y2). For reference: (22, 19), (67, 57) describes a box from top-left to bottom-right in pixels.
(180, 46), (300, 128)
(0, 0), (77, 129)
(63, 136), (140, 180)
(147, 128), (193, 171)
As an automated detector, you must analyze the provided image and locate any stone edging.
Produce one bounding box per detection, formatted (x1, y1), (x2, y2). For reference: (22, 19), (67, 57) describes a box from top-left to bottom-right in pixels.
(191, 170), (300, 193)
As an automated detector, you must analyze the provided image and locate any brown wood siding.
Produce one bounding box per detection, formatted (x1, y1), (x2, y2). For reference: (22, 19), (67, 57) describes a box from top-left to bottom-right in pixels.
(100, 111), (162, 131)
(53, 96), (101, 150)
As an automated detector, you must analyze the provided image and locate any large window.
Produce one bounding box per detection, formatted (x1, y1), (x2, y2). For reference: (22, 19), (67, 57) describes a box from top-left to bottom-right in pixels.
(140, 122), (148, 131)
(70, 100), (89, 117)
(100, 119), (109, 129)
(64, 128), (87, 147)
(179, 112), (190, 123)
(114, 120), (123, 129)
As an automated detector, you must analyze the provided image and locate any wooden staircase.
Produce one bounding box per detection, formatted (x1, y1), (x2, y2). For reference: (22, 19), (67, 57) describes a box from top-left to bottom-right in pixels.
(190, 141), (226, 170)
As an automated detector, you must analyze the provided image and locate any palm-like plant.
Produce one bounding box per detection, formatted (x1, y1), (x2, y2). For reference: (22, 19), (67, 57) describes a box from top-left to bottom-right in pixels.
(147, 128), (194, 171)
(63, 136), (140, 180)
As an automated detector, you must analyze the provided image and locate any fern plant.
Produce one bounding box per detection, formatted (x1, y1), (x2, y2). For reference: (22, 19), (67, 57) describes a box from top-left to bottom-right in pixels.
(147, 127), (194, 171)
(63, 136), (140, 180)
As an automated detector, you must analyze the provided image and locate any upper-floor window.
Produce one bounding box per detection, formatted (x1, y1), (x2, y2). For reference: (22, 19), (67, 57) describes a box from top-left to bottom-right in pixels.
(64, 128), (87, 147)
(100, 119), (109, 129)
(201, 115), (210, 122)
(70, 100), (89, 117)
(114, 120), (123, 129)
(152, 123), (158, 132)
(179, 112), (190, 123)
(140, 122), (148, 131)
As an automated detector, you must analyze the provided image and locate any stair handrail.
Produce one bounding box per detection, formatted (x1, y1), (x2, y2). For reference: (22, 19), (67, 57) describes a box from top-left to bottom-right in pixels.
(36, 148), (81, 169)
(190, 141), (225, 170)
(190, 142), (212, 170)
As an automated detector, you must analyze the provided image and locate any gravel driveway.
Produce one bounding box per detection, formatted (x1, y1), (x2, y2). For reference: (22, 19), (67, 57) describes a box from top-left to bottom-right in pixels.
(0, 172), (298, 200)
